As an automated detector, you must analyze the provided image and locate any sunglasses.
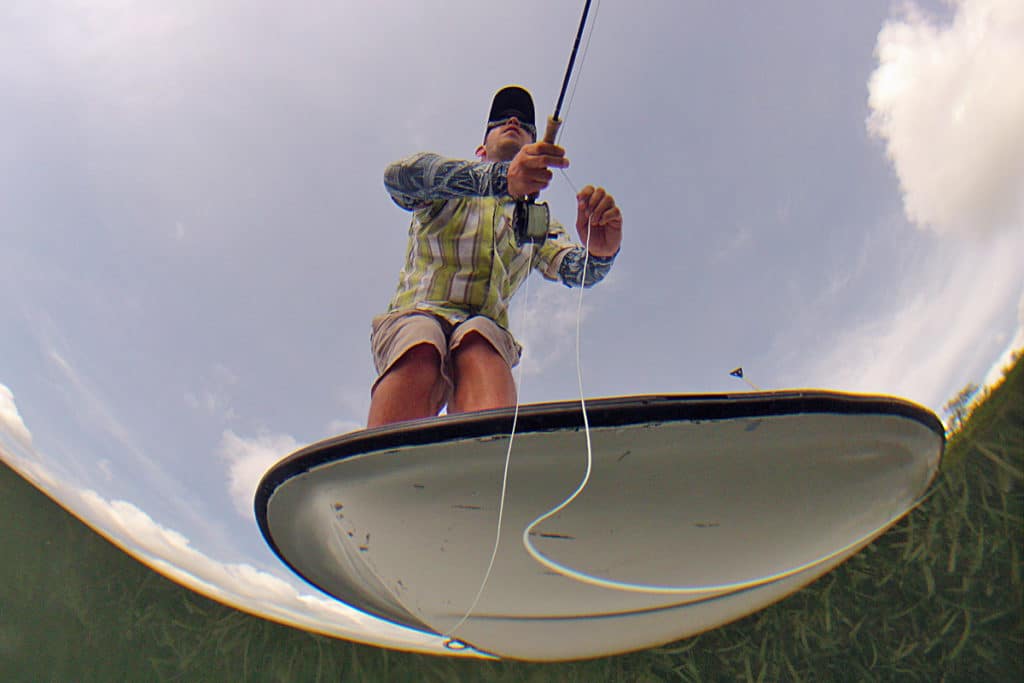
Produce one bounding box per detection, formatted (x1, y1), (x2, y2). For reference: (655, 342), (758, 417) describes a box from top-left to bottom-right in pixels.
(487, 117), (537, 140)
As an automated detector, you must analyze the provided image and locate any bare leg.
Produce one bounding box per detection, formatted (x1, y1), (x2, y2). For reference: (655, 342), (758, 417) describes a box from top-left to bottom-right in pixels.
(366, 344), (445, 428)
(448, 332), (517, 414)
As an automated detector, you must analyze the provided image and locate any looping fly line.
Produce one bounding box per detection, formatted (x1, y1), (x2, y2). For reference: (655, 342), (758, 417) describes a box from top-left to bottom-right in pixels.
(443, 0), (598, 641)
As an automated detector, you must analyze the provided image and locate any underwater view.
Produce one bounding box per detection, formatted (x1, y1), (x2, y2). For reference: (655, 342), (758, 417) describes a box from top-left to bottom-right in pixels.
(2, 357), (1020, 679)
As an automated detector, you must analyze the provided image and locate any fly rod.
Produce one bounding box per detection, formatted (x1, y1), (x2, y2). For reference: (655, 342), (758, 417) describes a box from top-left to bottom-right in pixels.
(542, 0), (594, 144)
(516, 0), (596, 244)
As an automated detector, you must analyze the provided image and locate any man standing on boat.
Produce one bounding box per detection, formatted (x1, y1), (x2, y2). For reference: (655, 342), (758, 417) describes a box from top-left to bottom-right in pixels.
(367, 85), (623, 427)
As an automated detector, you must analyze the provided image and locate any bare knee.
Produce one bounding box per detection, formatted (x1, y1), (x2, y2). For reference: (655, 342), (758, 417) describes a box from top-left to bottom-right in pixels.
(453, 333), (495, 370)
(450, 333), (516, 413)
(390, 344), (443, 391)
(367, 344), (445, 427)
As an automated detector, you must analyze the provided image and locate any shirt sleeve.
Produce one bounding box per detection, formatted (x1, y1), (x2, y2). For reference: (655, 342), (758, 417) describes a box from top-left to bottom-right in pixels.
(384, 152), (511, 211)
(557, 248), (617, 288)
(533, 218), (617, 288)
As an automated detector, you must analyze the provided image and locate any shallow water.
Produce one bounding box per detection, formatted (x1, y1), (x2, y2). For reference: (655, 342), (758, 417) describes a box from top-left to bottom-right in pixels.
(3, 390), (1020, 681)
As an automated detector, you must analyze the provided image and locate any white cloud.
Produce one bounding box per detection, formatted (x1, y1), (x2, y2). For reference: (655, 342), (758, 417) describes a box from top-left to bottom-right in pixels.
(326, 419), (363, 437)
(514, 279), (593, 379)
(98, 458), (114, 482)
(184, 390), (236, 421)
(219, 430), (301, 519)
(185, 363), (240, 421)
(0, 383), (33, 449)
(711, 224), (755, 265)
(789, 230), (1023, 410)
(983, 288), (1024, 389)
(867, 0), (1024, 236)
(48, 349), (141, 458)
(841, 0), (1024, 412)
(0, 386), (63, 493)
(327, 385), (372, 437)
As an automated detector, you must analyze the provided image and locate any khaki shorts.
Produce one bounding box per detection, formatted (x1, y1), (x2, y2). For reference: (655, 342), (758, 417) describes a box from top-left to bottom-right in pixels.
(370, 311), (522, 407)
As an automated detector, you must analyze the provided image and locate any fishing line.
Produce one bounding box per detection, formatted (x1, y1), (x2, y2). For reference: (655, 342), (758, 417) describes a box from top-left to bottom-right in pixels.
(506, 180), (921, 597)
(522, 489), (937, 595)
(442, 222), (535, 643)
(552, 0), (602, 145)
(511, 171), (891, 595)
(445, 1), (603, 642)
(520, 207), (595, 576)
(445, 0), (602, 644)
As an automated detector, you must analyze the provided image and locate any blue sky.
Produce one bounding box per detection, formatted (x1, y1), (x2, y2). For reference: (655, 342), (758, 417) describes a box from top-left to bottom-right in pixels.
(2, 0), (1022, 655)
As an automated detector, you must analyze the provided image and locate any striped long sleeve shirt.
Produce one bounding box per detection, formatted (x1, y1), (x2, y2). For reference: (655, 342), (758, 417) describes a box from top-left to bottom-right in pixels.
(381, 152), (616, 330)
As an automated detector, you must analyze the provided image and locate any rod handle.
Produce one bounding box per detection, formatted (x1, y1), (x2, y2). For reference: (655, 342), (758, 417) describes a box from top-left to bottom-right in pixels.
(543, 116), (562, 144)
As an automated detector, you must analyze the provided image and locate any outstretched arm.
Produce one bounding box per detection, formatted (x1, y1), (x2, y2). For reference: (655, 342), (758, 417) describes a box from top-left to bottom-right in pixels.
(383, 153), (510, 210)
(384, 143), (569, 210)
